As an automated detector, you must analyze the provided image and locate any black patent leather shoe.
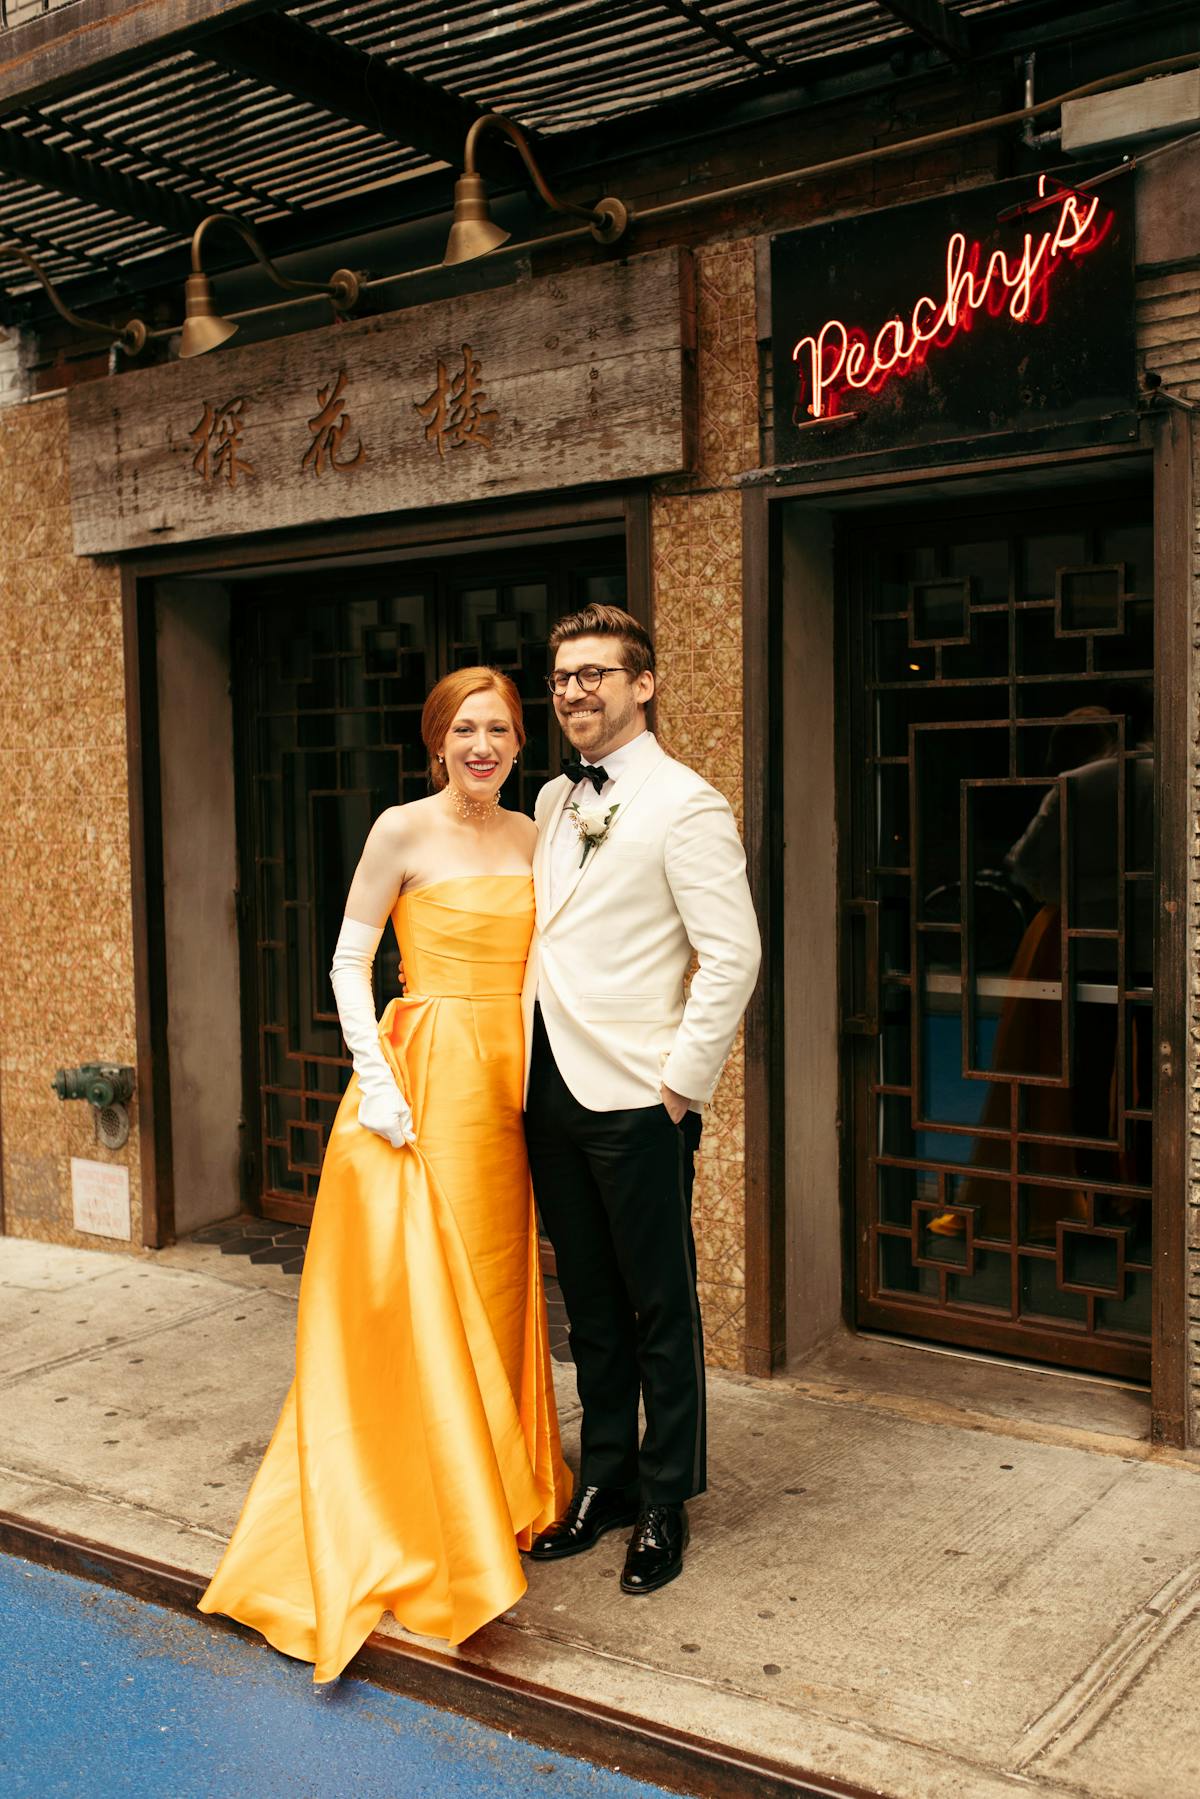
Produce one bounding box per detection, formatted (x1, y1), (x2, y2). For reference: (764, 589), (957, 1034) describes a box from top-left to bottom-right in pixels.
(620, 1504), (689, 1595)
(528, 1485), (640, 1561)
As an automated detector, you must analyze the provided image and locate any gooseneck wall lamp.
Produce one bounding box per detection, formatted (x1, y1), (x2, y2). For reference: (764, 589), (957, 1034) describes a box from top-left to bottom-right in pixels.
(0, 244), (148, 355)
(180, 212), (363, 358)
(443, 113), (629, 266)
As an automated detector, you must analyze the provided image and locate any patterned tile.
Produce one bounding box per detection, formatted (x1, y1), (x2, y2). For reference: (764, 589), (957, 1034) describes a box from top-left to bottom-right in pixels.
(0, 396), (140, 1254)
(647, 240), (761, 1372)
(653, 407), (754, 1366)
(694, 240), (760, 487)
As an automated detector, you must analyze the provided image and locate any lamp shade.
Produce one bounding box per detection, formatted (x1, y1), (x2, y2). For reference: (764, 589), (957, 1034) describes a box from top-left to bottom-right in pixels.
(179, 272), (239, 358)
(442, 173), (511, 266)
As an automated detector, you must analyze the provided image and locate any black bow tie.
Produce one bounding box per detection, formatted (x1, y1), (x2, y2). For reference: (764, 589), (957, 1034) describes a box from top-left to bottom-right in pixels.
(562, 757), (610, 794)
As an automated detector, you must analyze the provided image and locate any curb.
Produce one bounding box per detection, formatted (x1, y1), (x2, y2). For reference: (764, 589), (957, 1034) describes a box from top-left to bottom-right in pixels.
(0, 1509), (887, 1799)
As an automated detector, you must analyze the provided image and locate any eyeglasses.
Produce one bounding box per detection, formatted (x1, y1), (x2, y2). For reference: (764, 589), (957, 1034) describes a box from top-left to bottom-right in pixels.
(545, 665), (628, 696)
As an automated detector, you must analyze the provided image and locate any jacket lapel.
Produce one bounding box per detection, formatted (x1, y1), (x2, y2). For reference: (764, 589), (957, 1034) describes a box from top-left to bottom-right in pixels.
(542, 733), (665, 926)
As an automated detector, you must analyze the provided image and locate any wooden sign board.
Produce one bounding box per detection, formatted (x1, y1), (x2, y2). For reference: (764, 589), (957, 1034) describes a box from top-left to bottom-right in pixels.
(68, 248), (695, 556)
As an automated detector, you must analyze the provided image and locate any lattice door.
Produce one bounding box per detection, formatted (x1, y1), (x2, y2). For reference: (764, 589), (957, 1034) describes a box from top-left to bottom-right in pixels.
(235, 542), (627, 1223)
(843, 494), (1154, 1378)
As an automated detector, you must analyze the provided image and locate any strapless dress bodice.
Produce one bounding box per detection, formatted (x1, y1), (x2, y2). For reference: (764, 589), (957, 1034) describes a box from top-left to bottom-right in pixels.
(390, 875), (534, 1000)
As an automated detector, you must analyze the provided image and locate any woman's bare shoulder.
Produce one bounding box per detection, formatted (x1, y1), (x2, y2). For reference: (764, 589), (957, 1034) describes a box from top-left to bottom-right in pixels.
(370, 796), (438, 840)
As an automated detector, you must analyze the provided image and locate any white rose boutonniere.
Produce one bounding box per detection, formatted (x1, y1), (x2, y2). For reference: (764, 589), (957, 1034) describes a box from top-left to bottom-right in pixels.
(568, 800), (620, 868)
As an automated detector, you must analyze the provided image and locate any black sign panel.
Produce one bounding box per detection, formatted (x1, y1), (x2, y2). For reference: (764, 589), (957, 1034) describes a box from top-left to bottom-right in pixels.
(770, 172), (1135, 468)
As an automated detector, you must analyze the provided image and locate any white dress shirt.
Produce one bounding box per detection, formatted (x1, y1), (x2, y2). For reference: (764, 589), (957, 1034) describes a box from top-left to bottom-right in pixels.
(548, 730), (648, 912)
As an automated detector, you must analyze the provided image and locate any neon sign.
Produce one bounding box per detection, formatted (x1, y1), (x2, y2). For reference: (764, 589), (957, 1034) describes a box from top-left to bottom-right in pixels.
(790, 179), (1108, 423)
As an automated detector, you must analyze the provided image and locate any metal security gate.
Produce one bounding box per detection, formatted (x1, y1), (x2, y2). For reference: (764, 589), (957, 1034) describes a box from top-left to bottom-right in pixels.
(234, 540), (627, 1224)
(842, 492), (1155, 1378)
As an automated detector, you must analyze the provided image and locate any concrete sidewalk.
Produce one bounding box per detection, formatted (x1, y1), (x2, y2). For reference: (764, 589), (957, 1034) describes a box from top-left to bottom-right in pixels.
(3, 1233), (1200, 1799)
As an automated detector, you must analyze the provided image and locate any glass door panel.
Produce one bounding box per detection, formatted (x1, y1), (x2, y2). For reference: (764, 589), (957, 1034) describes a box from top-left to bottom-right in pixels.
(847, 496), (1154, 1378)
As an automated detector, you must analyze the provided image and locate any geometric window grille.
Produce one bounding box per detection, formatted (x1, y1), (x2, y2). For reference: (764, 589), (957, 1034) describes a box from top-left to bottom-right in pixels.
(1057, 1218), (1126, 1298)
(847, 497), (1154, 1381)
(910, 576), (972, 644)
(236, 541), (627, 1225)
(1055, 563), (1126, 635)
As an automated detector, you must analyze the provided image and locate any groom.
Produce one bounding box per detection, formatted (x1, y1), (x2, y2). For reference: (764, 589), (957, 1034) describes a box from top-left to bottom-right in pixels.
(523, 604), (761, 1594)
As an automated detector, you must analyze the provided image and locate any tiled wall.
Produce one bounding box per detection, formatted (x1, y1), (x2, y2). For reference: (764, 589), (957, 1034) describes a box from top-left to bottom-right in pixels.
(653, 240), (759, 1371)
(1136, 269), (1200, 1442)
(0, 394), (142, 1250)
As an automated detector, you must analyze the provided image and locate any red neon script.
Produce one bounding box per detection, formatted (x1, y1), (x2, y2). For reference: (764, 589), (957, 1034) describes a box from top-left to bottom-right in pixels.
(791, 180), (1106, 421)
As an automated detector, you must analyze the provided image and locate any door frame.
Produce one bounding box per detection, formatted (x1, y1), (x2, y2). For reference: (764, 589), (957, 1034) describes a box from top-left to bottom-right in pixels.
(121, 486), (653, 1249)
(230, 535), (635, 1227)
(741, 430), (1191, 1443)
(843, 484), (1156, 1382)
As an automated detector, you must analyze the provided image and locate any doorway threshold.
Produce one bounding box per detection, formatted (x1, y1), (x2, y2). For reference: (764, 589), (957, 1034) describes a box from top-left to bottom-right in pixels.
(783, 1325), (1158, 1460)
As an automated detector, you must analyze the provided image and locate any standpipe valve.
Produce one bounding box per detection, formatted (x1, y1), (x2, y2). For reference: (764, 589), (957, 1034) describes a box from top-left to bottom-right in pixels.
(52, 1063), (136, 1150)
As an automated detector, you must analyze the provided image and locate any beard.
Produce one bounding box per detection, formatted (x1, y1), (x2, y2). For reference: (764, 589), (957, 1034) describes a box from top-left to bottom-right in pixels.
(562, 687), (639, 755)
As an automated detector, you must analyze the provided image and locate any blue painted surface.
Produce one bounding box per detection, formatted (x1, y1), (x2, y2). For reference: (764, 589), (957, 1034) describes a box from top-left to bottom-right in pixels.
(915, 1013), (998, 1163)
(0, 1554), (677, 1799)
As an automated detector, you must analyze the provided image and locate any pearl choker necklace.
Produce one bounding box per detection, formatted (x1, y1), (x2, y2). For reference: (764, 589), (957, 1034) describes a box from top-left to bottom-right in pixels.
(449, 784), (501, 822)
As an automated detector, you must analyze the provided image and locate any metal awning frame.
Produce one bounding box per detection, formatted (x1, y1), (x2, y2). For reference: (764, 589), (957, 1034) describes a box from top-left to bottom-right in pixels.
(0, 0), (1191, 332)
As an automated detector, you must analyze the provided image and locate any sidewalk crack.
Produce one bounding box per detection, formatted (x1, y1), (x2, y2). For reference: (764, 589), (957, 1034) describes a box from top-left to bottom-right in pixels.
(0, 1290), (259, 1389)
(0, 1463), (229, 1546)
(1008, 1560), (1200, 1773)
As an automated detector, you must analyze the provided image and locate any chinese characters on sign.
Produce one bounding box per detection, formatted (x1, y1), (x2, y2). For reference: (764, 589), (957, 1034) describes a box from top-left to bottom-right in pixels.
(189, 396), (253, 487)
(186, 373), (369, 485)
(302, 369), (365, 476)
(415, 343), (499, 458)
(71, 247), (691, 555)
(187, 354), (499, 483)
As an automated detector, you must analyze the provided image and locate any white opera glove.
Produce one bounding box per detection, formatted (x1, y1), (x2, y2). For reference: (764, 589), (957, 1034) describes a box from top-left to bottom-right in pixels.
(329, 918), (416, 1149)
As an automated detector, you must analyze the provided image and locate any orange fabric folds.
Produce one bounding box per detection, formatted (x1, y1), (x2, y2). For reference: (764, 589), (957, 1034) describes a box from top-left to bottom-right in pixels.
(198, 877), (571, 1682)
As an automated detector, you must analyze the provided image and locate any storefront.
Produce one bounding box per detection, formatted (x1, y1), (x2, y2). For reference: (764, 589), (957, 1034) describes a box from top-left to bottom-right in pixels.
(0, 2), (1196, 1442)
(742, 149), (1197, 1443)
(67, 245), (689, 1255)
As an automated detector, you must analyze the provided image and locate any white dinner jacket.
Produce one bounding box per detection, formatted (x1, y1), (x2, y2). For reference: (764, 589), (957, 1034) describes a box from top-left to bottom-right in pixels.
(522, 732), (762, 1111)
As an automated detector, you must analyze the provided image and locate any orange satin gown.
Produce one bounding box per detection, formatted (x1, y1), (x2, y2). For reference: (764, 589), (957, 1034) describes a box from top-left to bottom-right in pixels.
(198, 875), (571, 1683)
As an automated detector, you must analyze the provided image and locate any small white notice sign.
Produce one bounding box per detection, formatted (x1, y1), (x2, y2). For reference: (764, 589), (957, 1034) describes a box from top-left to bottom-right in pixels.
(71, 1158), (131, 1241)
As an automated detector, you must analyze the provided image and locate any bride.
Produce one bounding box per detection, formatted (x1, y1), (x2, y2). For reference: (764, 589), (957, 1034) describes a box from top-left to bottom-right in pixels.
(199, 666), (571, 1682)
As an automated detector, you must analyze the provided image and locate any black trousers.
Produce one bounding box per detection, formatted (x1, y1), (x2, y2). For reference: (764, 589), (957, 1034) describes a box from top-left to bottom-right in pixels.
(525, 1006), (706, 1506)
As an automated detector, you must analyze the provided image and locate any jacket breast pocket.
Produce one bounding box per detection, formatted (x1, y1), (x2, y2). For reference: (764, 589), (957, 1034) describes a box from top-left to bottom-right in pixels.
(580, 992), (669, 1022)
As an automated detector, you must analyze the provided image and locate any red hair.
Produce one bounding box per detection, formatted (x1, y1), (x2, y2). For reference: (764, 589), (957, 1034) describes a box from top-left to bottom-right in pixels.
(421, 666), (526, 790)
